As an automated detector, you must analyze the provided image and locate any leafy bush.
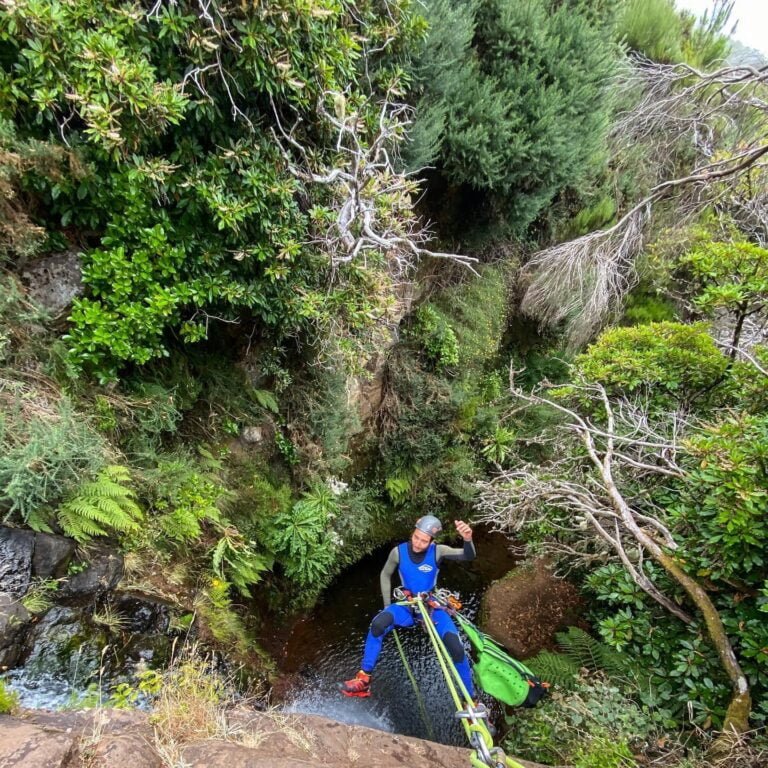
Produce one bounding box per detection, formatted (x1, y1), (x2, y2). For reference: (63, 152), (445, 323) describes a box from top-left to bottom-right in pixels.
(575, 322), (730, 409)
(410, 305), (459, 371)
(618, 0), (684, 63)
(265, 484), (339, 592)
(503, 674), (655, 767)
(407, 0), (619, 242)
(0, 381), (107, 527)
(1, 0), (422, 381)
(0, 678), (19, 715)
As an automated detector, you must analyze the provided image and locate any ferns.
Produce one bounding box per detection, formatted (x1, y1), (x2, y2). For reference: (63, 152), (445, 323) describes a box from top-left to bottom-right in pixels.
(57, 465), (143, 543)
(527, 650), (581, 690)
(528, 627), (634, 690)
(211, 532), (272, 598)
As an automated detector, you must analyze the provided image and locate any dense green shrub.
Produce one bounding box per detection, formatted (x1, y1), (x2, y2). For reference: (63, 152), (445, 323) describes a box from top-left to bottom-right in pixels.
(618, 0), (684, 62)
(407, 0), (619, 242)
(574, 322), (731, 409)
(503, 674), (653, 767)
(264, 483), (339, 593)
(0, 0), (421, 380)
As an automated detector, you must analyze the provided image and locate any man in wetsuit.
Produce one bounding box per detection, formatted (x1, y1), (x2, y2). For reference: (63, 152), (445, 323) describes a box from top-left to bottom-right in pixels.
(339, 515), (476, 698)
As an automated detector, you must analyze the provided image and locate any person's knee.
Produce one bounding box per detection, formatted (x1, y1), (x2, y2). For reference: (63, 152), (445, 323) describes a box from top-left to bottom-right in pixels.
(443, 632), (465, 663)
(370, 611), (394, 638)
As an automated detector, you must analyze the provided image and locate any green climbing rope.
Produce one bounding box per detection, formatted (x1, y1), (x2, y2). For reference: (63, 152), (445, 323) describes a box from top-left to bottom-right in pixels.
(395, 595), (526, 768)
(393, 627), (436, 741)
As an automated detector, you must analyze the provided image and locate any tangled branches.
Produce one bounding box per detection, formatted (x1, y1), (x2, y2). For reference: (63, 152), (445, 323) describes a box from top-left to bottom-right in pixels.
(475, 369), (752, 733)
(272, 93), (477, 279)
(521, 57), (768, 347)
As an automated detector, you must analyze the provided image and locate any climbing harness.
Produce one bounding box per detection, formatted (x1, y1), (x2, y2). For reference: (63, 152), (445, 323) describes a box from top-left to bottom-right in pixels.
(392, 588), (528, 768)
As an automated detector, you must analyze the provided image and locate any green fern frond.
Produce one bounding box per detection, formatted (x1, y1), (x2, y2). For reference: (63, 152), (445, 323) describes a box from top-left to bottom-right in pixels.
(251, 389), (279, 414)
(212, 537), (227, 574)
(529, 626), (637, 686)
(526, 649), (580, 690)
(556, 626), (605, 672)
(26, 507), (54, 534)
(56, 465), (143, 543)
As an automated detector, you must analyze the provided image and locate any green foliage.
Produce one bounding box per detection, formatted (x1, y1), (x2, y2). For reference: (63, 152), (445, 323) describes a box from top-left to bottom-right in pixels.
(562, 195), (617, 239)
(617, 0), (733, 67)
(57, 465), (142, 543)
(265, 483), (339, 591)
(211, 530), (272, 599)
(586, 563), (739, 727)
(0, 678), (19, 715)
(108, 668), (164, 710)
(0, 384), (107, 526)
(575, 322), (730, 409)
(480, 426), (515, 466)
(678, 241), (768, 349)
(432, 266), (510, 370)
(408, 0), (619, 241)
(150, 468), (223, 545)
(20, 578), (59, 614)
(1, 0), (422, 380)
(623, 291), (677, 326)
(673, 413), (768, 586)
(0, 117), (73, 262)
(197, 576), (252, 653)
(410, 305), (459, 371)
(527, 627), (630, 691)
(618, 0), (684, 62)
(503, 675), (655, 767)
(526, 650), (580, 690)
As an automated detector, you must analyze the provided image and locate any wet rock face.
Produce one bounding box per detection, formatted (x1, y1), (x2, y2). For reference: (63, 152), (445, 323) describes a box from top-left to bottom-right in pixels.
(0, 595), (31, 668)
(21, 606), (104, 683)
(0, 527), (35, 598)
(115, 597), (170, 635)
(32, 533), (75, 579)
(60, 549), (123, 598)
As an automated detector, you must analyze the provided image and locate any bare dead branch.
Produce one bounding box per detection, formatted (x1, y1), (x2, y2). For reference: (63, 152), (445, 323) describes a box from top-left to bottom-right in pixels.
(521, 57), (768, 346)
(272, 91), (477, 279)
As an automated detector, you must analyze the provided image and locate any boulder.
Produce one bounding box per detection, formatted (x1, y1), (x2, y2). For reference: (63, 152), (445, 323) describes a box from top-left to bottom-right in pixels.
(0, 594), (31, 669)
(20, 250), (83, 317)
(0, 715), (77, 767)
(60, 549), (123, 598)
(481, 559), (584, 659)
(32, 532), (75, 579)
(0, 527), (34, 597)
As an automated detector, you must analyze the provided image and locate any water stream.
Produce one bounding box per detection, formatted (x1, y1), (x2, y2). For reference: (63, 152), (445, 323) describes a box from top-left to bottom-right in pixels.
(3, 528), (517, 749)
(274, 529), (517, 745)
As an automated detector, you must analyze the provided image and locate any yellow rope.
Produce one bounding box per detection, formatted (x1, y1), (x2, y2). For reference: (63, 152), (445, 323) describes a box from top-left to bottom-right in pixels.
(407, 596), (527, 768)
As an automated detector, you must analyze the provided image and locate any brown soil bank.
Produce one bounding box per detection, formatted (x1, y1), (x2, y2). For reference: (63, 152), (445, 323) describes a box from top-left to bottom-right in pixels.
(0, 708), (551, 768)
(481, 559), (584, 658)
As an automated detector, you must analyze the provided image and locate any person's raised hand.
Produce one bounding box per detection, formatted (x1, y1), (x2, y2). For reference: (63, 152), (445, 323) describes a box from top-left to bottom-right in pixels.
(454, 520), (473, 541)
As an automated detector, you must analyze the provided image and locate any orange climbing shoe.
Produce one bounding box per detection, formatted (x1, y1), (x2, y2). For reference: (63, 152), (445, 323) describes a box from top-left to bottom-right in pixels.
(339, 670), (371, 697)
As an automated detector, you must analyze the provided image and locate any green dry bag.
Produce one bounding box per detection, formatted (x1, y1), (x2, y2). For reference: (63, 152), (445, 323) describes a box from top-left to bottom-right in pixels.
(457, 615), (548, 708)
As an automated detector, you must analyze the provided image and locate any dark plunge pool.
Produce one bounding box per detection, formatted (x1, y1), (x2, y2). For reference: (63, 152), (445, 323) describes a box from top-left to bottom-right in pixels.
(273, 528), (517, 745)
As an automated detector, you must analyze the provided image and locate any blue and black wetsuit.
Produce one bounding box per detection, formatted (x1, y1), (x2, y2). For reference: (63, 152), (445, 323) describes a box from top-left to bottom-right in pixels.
(360, 538), (476, 695)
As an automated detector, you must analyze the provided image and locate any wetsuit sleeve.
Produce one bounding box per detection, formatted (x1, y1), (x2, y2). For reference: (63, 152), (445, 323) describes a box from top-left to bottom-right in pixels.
(436, 540), (476, 564)
(380, 546), (400, 607)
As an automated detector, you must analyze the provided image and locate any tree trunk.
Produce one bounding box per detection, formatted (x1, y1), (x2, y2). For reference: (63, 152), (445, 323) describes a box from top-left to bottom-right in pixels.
(655, 550), (751, 742)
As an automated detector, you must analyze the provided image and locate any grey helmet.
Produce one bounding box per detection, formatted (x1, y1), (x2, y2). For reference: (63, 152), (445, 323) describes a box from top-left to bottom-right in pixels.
(415, 515), (442, 538)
